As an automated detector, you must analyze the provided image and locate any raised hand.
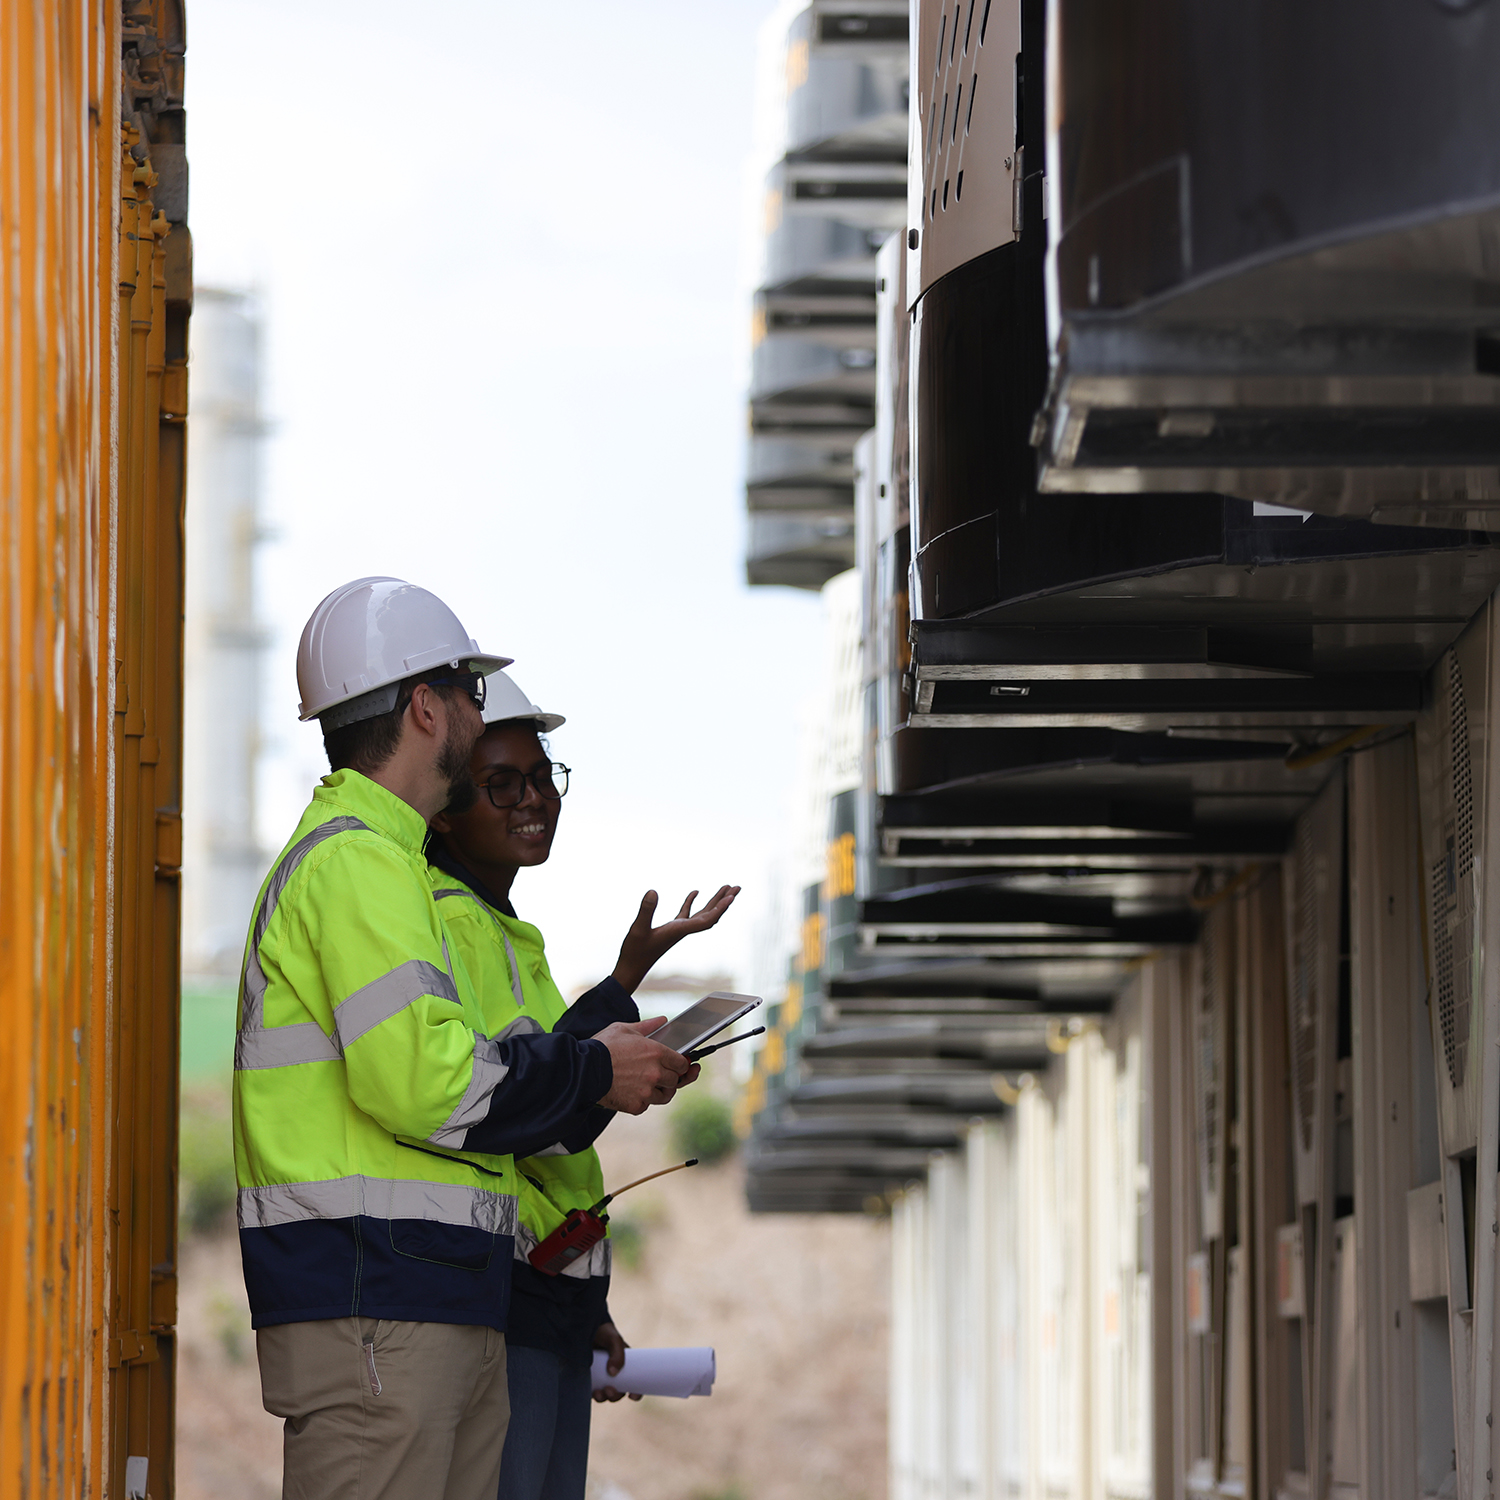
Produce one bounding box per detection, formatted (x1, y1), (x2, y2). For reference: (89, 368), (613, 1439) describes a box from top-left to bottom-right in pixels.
(610, 885), (740, 995)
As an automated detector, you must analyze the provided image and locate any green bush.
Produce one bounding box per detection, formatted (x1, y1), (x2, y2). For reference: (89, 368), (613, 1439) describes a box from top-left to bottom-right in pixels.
(180, 1085), (236, 1235)
(607, 1216), (647, 1271)
(211, 1293), (249, 1363)
(669, 1091), (737, 1165)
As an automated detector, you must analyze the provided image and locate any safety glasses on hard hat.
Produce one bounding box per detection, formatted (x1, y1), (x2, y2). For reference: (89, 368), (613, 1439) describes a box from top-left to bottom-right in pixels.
(479, 763), (571, 809)
(390, 669), (487, 721)
(415, 669), (488, 714)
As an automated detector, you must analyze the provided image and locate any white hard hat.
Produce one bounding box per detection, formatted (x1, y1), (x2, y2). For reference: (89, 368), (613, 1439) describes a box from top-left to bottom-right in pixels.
(297, 576), (513, 726)
(481, 670), (566, 733)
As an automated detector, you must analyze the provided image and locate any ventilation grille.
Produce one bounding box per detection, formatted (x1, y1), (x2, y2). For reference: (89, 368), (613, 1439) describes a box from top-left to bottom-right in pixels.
(1290, 815), (1320, 1156)
(1431, 651), (1475, 1089)
(910, 0), (1016, 296)
(919, 0), (989, 225)
(1194, 919), (1222, 1214)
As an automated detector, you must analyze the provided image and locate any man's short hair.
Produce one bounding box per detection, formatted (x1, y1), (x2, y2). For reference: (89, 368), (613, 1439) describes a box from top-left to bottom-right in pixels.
(322, 673), (465, 775)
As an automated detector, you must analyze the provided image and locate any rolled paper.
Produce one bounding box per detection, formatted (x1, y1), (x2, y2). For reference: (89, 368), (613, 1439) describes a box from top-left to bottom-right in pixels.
(590, 1346), (716, 1398)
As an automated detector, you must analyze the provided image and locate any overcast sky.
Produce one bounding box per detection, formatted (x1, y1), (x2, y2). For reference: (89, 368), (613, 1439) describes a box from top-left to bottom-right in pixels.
(187, 0), (822, 997)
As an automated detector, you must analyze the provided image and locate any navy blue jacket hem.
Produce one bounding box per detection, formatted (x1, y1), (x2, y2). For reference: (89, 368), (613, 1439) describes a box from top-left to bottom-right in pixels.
(504, 1262), (611, 1367)
(240, 1216), (514, 1335)
(249, 1304), (508, 1333)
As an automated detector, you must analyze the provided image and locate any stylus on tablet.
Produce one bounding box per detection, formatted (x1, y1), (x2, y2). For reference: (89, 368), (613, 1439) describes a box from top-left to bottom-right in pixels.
(685, 1026), (766, 1063)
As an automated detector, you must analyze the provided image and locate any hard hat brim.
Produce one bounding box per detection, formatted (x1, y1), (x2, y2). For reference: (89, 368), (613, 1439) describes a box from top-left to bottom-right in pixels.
(482, 708), (567, 733)
(299, 651), (515, 722)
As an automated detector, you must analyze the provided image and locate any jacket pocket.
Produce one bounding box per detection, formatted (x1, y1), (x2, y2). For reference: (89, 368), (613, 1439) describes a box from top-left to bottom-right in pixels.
(387, 1217), (495, 1271)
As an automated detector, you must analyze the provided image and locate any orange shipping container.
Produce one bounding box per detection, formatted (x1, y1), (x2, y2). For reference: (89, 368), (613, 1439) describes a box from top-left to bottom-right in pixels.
(0, 2), (188, 1493)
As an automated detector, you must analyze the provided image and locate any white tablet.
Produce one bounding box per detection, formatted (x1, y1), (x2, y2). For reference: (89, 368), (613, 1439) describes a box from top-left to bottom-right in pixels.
(646, 992), (762, 1055)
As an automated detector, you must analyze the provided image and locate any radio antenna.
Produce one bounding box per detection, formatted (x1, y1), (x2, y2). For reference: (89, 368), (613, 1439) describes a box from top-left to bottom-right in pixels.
(591, 1159), (698, 1214)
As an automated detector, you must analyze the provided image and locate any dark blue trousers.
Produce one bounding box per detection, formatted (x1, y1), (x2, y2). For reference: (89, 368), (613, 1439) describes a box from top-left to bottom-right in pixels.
(495, 1344), (593, 1500)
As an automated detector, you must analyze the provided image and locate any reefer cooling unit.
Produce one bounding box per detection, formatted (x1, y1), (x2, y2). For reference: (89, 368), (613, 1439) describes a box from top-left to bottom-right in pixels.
(1418, 610), (1490, 1159)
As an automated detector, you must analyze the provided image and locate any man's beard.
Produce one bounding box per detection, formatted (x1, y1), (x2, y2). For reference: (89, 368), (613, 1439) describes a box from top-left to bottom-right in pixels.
(437, 715), (479, 816)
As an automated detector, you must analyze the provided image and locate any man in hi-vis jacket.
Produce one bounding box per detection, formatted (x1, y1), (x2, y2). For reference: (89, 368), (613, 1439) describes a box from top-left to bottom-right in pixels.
(233, 578), (692, 1500)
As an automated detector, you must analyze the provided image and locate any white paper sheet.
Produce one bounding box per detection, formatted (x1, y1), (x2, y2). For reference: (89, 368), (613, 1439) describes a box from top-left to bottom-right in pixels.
(589, 1346), (716, 1398)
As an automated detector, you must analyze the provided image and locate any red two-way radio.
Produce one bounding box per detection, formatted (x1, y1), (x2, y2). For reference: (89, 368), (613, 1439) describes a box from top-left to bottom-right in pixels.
(527, 1159), (698, 1276)
(528, 1207), (610, 1275)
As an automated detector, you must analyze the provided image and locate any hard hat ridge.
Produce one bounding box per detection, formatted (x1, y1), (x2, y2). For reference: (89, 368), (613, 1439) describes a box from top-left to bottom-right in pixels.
(296, 576), (513, 725)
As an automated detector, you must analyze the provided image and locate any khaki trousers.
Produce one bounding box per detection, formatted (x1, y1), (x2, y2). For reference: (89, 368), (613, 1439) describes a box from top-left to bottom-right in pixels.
(257, 1318), (510, 1500)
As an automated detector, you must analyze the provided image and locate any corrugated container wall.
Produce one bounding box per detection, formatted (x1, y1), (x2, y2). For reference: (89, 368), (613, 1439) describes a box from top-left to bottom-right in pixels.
(1, 2), (188, 1494)
(738, 0), (1500, 1495)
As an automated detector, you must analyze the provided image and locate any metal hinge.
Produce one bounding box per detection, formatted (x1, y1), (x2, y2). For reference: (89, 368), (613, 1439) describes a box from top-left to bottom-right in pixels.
(155, 811), (182, 874)
(108, 1329), (159, 1368)
(159, 363), (187, 418)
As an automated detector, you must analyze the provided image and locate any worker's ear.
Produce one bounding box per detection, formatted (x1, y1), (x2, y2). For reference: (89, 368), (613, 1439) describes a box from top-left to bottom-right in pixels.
(406, 681), (444, 740)
(430, 809), (452, 834)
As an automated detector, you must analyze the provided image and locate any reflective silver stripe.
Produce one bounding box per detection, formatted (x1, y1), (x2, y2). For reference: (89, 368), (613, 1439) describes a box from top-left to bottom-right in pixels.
(529, 1141), (573, 1159)
(237, 1174), (518, 1236)
(572, 1238), (612, 1280)
(334, 959), (460, 1051)
(499, 932), (525, 1010)
(240, 816), (369, 1030)
(433, 887), (527, 1010)
(426, 1015), (542, 1148)
(427, 1036), (509, 1148)
(235, 1021), (342, 1071)
(240, 956), (459, 1070)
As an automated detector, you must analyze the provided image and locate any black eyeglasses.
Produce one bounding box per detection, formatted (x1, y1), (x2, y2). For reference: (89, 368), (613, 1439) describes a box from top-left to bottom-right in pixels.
(413, 670), (487, 714)
(479, 763), (571, 809)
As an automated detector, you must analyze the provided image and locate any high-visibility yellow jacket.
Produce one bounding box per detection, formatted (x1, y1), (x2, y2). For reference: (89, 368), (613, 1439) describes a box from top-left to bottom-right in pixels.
(232, 771), (612, 1331)
(427, 849), (637, 1363)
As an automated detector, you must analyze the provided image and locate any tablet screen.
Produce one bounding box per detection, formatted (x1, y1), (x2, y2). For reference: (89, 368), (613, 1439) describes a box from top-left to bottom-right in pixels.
(647, 992), (762, 1054)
